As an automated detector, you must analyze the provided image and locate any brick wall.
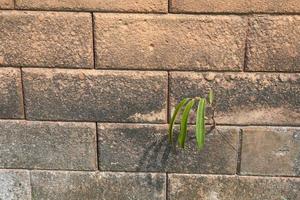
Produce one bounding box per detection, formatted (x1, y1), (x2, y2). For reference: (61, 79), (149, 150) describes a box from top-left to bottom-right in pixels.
(0, 1), (299, 199)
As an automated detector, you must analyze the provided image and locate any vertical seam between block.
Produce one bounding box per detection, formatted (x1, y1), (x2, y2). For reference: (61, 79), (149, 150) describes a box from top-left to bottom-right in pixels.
(168, 0), (172, 13)
(91, 12), (97, 69)
(20, 68), (27, 119)
(95, 122), (100, 170)
(166, 173), (169, 200)
(243, 17), (250, 72)
(236, 129), (243, 175)
(167, 72), (170, 123)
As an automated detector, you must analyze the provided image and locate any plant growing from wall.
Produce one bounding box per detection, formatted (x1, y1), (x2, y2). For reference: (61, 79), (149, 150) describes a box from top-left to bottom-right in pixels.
(168, 90), (236, 151)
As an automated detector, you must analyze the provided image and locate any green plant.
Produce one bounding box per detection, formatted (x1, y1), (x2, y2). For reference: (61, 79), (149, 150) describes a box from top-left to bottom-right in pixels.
(169, 90), (237, 151)
(168, 90), (214, 150)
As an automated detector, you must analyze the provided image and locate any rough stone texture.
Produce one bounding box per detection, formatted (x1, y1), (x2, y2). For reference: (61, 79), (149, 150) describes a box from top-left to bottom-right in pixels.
(0, 68), (24, 119)
(0, 0), (13, 9)
(0, 11), (93, 68)
(31, 171), (166, 200)
(171, 0), (300, 13)
(169, 174), (300, 200)
(247, 16), (300, 72)
(0, 170), (31, 200)
(241, 127), (300, 176)
(98, 124), (239, 174)
(94, 13), (247, 71)
(170, 72), (300, 125)
(23, 68), (167, 123)
(16, 0), (167, 13)
(0, 120), (97, 170)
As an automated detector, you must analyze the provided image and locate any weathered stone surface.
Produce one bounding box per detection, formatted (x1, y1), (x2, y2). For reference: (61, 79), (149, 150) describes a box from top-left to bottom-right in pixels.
(0, 11), (93, 68)
(94, 13), (247, 71)
(23, 68), (167, 123)
(31, 171), (166, 200)
(0, 170), (31, 200)
(0, 68), (24, 119)
(247, 16), (300, 72)
(16, 0), (167, 13)
(0, 120), (97, 170)
(171, 0), (300, 13)
(170, 72), (300, 125)
(98, 124), (239, 174)
(169, 174), (300, 200)
(0, 0), (13, 9)
(241, 127), (300, 176)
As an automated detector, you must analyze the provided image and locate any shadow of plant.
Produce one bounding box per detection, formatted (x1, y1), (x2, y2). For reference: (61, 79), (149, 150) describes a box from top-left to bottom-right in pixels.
(136, 128), (237, 173)
(136, 134), (174, 172)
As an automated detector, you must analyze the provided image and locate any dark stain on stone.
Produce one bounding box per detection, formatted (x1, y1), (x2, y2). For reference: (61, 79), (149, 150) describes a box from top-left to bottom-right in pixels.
(99, 124), (238, 174)
(170, 73), (300, 114)
(263, 49), (300, 72)
(24, 70), (167, 122)
(0, 71), (23, 119)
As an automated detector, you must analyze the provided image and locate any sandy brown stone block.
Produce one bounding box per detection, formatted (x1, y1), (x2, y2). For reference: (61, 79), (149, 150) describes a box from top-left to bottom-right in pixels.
(98, 124), (239, 174)
(169, 174), (300, 200)
(0, 170), (31, 200)
(0, 68), (24, 119)
(247, 15), (300, 72)
(0, 0), (13, 8)
(31, 171), (166, 200)
(0, 11), (93, 68)
(94, 13), (247, 71)
(0, 120), (97, 170)
(170, 72), (300, 125)
(23, 68), (167, 123)
(241, 127), (300, 176)
(16, 0), (167, 13)
(171, 0), (300, 13)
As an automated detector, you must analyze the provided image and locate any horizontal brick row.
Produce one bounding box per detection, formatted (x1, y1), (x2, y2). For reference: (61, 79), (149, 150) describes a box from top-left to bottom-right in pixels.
(1, 68), (299, 125)
(169, 174), (300, 199)
(171, 0), (300, 13)
(0, 11), (93, 68)
(1, 170), (299, 200)
(0, 68), (299, 125)
(0, 68), (23, 119)
(1, 12), (299, 72)
(22, 68), (168, 122)
(3, 0), (300, 13)
(1, 120), (299, 176)
(15, 0), (168, 13)
(99, 124), (300, 176)
(94, 14), (300, 72)
(170, 72), (300, 125)
(0, 120), (97, 170)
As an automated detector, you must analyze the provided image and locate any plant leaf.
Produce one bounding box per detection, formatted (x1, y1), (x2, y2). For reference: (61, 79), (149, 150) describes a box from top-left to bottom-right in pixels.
(168, 98), (190, 144)
(196, 98), (206, 150)
(208, 89), (214, 105)
(178, 99), (195, 148)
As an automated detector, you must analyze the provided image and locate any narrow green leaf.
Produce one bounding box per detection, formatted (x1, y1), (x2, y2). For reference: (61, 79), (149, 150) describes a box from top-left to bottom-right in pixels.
(168, 98), (190, 144)
(208, 90), (214, 105)
(178, 99), (195, 148)
(196, 98), (206, 150)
